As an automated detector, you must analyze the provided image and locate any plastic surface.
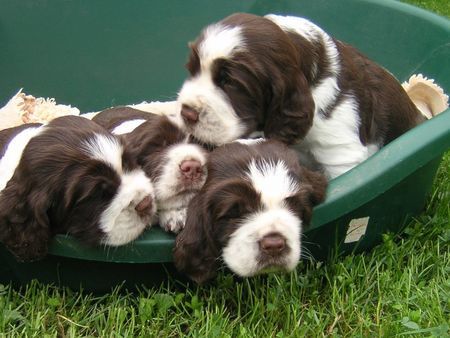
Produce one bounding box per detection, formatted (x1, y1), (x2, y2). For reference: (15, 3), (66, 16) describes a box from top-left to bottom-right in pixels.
(0, 0), (449, 290)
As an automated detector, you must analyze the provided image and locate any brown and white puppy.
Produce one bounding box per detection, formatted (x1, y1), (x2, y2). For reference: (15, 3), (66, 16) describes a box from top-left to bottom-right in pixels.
(173, 139), (327, 284)
(0, 116), (156, 262)
(177, 13), (426, 179)
(92, 107), (207, 233)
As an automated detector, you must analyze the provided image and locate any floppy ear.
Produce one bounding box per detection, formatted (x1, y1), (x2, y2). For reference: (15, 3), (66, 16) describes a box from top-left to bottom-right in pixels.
(264, 72), (315, 144)
(286, 166), (328, 226)
(185, 42), (201, 75)
(0, 181), (51, 262)
(299, 167), (328, 225)
(301, 166), (328, 204)
(173, 193), (220, 284)
(59, 165), (120, 245)
(63, 169), (117, 211)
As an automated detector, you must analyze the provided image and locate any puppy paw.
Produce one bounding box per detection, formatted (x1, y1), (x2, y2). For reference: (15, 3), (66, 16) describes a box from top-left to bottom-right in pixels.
(159, 208), (187, 233)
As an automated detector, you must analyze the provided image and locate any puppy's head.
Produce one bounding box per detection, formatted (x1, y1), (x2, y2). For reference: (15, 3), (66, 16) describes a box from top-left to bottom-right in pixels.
(174, 140), (326, 284)
(177, 13), (315, 146)
(61, 134), (156, 246)
(124, 116), (208, 212)
(0, 117), (156, 261)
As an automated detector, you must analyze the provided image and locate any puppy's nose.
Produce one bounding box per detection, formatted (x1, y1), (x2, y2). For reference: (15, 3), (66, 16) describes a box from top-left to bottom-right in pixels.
(181, 105), (199, 125)
(180, 159), (203, 180)
(259, 233), (286, 256)
(135, 195), (153, 216)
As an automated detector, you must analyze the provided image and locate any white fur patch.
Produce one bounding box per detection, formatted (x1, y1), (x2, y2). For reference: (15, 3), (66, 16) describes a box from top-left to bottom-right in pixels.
(304, 96), (371, 178)
(82, 133), (123, 173)
(199, 25), (245, 70)
(177, 72), (245, 145)
(0, 126), (44, 192)
(234, 138), (265, 145)
(154, 143), (207, 232)
(155, 143), (207, 202)
(127, 101), (179, 117)
(266, 14), (321, 43)
(100, 169), (156, 246)
(112, 119), (146, 135)
(311, 32), (341, 114)
(222, 208), (301, 277)
(158, 207), (188, 233)
(312, 76), (340, 115)
(247, 159), (299, 209)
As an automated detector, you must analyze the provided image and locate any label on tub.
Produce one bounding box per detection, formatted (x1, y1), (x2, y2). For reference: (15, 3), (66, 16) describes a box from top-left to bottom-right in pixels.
(344, 217), (369, 243)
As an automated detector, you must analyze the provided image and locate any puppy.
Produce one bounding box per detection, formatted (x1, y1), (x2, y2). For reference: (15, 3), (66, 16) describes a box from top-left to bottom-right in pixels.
(0, 116), (156, 262)
(173, 139), (327, 284)
(92, 107), (208, 233)
(177, 13), (426, 178)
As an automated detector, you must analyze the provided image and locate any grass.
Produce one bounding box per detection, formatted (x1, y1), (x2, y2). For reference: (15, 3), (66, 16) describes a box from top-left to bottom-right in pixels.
(1, 154), (449, 336)
(403, 0), (450, 17)
(1, 1), (449, 337)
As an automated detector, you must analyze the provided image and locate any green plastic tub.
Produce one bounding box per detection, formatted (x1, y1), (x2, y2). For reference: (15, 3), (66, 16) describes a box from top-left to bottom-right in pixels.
(1, 0), (449, 291)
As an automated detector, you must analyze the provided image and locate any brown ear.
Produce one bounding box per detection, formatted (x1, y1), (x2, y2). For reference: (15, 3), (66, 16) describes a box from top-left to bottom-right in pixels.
(301, 167), (328, 205)
(185, 42), (201, 75)
(63, 166), (118, 210)
(173, 193), (219, 284)
(298, 167), (328, 225)
(0, 181), (50, 262)
(264, 72), (315, 144)
(286, 166), (327, 226)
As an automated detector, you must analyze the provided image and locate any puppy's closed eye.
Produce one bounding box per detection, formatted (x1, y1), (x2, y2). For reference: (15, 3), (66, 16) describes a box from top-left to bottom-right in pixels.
(209, 179), (260, 219)
(218, 203), (241, 220)
(212, 59), (232, 88)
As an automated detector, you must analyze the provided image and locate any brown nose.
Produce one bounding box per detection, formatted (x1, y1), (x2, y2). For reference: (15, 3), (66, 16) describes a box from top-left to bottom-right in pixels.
(135, 195), (153, 217)
(181, 105), (199, 125)
(259, 233), (286, 256)
(180, 159), (203, 180)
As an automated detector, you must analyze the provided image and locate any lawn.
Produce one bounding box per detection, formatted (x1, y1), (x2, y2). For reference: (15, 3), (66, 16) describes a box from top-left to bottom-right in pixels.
(1, 1), (449, 337)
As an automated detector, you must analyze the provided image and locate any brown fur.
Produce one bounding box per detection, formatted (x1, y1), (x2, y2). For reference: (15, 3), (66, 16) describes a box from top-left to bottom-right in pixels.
(92, 106), (156, 130)
(185, 13), (424, 147)
(0, 116), (137, 261)
(173, 140), (327, 284)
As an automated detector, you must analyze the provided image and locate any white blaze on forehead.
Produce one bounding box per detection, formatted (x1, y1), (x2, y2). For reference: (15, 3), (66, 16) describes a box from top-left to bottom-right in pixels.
(246, 159), (299, 208)
(82, 133), (123, 173)
(199, 24), (245, 70)
(112, 119), (146, 135)
(0, 126), (44, 192)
